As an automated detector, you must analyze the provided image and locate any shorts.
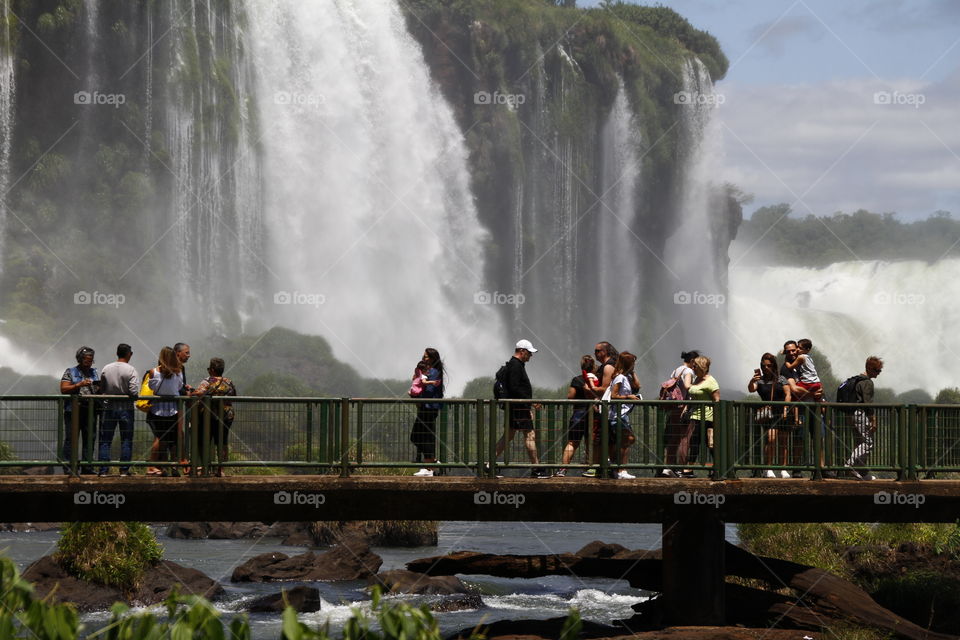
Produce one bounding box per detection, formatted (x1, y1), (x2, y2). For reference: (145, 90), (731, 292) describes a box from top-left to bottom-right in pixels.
(567, 409), (599, 442)
(509, 405), (533, 431)
(594, 414), (633, 444)
(796, 381), (822, 392)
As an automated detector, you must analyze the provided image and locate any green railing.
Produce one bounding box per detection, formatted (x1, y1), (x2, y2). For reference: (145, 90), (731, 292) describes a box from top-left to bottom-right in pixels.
(1, 396), (958, 479)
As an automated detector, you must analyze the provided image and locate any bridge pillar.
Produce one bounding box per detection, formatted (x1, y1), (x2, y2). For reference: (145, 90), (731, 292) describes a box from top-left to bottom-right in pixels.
(661, 513), (725, 625)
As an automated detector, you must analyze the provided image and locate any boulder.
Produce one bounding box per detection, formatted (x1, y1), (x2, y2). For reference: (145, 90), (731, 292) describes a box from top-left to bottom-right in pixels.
(368, 569), (470, 595)
(22, 556), (222, 612)
(207, 522), (270, 539)
(232, 538), (382, 582)
(248, 586), (321, 613)
(428, 593), (484, 612)
(0, 522), (59, 532)
(165, 522), (212, 539)
(575, 541), (629, 558)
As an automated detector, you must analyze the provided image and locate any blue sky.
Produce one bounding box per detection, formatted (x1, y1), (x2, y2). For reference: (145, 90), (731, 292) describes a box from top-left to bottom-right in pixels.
(582, 0), (960, 220)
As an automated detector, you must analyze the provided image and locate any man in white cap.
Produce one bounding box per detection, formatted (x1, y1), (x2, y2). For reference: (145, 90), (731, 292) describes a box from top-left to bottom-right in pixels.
(494, 339), (547, 478)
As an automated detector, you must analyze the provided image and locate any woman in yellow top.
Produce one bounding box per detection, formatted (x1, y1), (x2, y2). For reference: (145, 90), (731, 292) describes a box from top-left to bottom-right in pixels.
(686, 355), (721, 478)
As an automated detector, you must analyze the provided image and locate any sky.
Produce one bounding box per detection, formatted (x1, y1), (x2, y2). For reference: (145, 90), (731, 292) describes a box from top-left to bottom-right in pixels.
(582, 0), (960, 220)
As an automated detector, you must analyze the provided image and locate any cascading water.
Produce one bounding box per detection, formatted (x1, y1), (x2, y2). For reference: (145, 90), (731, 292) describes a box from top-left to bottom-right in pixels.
(595, 80), (642, 343)
(661, 57), (728, 374)
(164, 0), (263, 332)
(729, 259), (960, 394)
(243, 0), (501, 384)
(0, 0), (14, 230)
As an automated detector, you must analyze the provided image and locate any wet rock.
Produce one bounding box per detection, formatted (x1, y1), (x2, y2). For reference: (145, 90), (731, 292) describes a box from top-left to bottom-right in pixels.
(576, 541), (629, 558)
(232, 538), (382, 582)
(248, 586), (321, 613)
(0, 522), (59, 532)
(368, 569), (470, 595)
(429, 593), (483, 612)
(21, 556), (222, 612)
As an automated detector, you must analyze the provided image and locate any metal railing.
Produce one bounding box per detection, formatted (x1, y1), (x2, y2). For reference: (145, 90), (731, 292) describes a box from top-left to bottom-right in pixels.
(1, 395), (958, 479)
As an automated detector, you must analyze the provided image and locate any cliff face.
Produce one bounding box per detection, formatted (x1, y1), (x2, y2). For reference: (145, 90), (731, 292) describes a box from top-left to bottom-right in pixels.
(403, 1), (740, 371)
(0, 0), (740, 382)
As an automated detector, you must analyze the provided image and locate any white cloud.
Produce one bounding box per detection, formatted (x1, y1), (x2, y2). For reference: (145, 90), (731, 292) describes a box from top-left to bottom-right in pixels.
(716, 69), (960, 219)
(745, 15), (824, 57)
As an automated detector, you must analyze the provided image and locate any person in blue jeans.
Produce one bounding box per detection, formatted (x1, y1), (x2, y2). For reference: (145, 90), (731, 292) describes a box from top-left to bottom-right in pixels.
(97, 343), (140, 475)
(59, 346), (101, 474)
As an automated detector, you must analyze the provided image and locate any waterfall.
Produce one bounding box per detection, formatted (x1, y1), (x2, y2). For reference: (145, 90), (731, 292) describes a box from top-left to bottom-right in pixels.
(729, 259), (960, 393)
(596, 80), (642, 342)
(243, 0), (500, 384)
(163, 0), (263, 331)
(0, 0), (14, 245)
(661, 57), (728, 374)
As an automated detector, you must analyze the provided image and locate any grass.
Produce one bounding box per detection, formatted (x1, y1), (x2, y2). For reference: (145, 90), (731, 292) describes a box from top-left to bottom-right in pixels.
(55, 522), (163, 594)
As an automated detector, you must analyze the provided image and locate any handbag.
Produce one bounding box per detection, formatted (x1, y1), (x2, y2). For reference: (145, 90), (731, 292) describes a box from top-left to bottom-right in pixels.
(135, 370), (154, 413)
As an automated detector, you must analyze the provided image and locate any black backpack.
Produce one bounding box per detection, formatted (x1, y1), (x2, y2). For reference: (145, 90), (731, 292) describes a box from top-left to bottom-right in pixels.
(493, 362), (510, 401)
(836, 375), (868, 405)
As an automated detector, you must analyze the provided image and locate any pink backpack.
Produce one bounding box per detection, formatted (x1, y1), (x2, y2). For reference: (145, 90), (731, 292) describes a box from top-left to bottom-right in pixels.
(659, 374), (685, 401)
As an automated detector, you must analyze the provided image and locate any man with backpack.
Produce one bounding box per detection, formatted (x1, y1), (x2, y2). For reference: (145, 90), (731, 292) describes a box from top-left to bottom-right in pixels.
(493, 339), (547, 478)
(840, 356), (884, 480)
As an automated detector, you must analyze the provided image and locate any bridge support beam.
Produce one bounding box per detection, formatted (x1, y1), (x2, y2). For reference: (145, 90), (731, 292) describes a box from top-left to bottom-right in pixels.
(661, 513), (725, 625)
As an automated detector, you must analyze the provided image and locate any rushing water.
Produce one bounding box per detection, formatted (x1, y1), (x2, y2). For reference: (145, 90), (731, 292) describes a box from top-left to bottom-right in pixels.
(1, 521), (741, 638)
(0, 0), (14, 262)
(243, 0), (501, 385)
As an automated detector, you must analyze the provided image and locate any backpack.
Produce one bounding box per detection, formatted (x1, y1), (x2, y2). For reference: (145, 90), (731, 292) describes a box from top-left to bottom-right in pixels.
(659, 373), (686, 401)
(493, 362), (509, 400)
(836, 375), (868, 405)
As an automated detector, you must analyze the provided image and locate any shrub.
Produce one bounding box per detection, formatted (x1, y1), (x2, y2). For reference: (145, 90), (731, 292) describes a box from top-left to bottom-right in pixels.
(55, 522), (163, 593)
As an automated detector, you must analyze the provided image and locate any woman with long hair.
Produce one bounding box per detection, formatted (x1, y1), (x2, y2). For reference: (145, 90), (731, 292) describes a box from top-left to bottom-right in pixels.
(411, 347), (445, 476)
(748, 352), (792, 478)
(685, 355), (721, 479)
(607, 351), (639, 479)
(661, 350), (698, 478)
(146, 346), (185, 476)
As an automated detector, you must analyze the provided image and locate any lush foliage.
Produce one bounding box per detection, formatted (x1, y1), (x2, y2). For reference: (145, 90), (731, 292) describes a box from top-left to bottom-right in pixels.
(936, 388), (960, 404)
(737, 206), (960, 266)
(55, 523), (163, 593)
(2, 559), (500, 640)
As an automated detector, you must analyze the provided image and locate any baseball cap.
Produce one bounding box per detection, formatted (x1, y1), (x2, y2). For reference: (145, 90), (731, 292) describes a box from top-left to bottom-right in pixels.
(515, 339), (538, 353)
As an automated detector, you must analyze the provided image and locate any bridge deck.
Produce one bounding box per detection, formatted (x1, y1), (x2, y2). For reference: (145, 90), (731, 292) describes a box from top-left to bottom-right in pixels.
(3, 476), (954, 523)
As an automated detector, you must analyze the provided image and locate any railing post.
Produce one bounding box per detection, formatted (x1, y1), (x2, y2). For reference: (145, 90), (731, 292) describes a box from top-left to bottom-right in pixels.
(475, 399), (485, 475)
(599, 401), (609, 478)
(70, 396), (79, 476)
(812, 404), (823, 480)
(719, 400), (732, 479)
(488, 400), (498, 477)
(306, 401), (314, 466)
(903, 405), (916, 481)
(339, 398), (350, 477)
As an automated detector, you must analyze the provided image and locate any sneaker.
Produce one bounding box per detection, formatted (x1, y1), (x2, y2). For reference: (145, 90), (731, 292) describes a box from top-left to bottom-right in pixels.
(863, 473), (877, 481)
(617, 470), (636, 480)
(553, 468), (567, 477)
(680, 470), (696, 478)
(845, 467), (864, 480)
(531, 468), (549, 479)
(763, 469), (776, 478)
(413, 468), (434, 477)
(779, 470), (791, 479)
(581, 467), (598, 478)
(659, 469), (678, 478)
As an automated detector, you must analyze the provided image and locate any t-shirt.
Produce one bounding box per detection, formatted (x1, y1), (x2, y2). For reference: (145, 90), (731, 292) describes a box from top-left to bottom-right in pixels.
(609, 373), (634, 418)
(419, 367), (443, 409)
(60, 366), (100, 411)
(855, 376), (875, 414)
(569, 375), (589, 400)
(100, 361), (139, 409)
(796, 354), (820, 384)
(688, 376), (720, 422)
(148, 370), (185, 417)
(670, 365), (694, 399)
(755, 376), (788, 402)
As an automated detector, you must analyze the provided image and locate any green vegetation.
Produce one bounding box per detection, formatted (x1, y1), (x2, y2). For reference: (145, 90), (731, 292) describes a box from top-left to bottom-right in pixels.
(739, 522), (960, 634)
(1, 556), (499, 639)
(737, 206), (960, 266)
(936, 388), (960, 404)
(55, 523), (163, 594)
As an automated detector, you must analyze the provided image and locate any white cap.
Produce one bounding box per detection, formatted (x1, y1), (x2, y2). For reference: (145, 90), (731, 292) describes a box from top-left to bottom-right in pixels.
(515, 339), (538, 353)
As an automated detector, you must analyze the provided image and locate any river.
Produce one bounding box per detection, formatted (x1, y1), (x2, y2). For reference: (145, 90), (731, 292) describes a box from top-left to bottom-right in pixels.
(2, 521), (740, 637)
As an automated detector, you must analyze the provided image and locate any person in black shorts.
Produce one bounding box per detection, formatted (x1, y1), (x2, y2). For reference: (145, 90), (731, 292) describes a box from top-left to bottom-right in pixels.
(555, 355), (603, 477)
(494, 339), (546, 477)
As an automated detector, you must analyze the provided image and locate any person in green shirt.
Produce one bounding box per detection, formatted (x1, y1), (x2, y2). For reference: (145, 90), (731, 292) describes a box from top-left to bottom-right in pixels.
(687, 355), (721, 478)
